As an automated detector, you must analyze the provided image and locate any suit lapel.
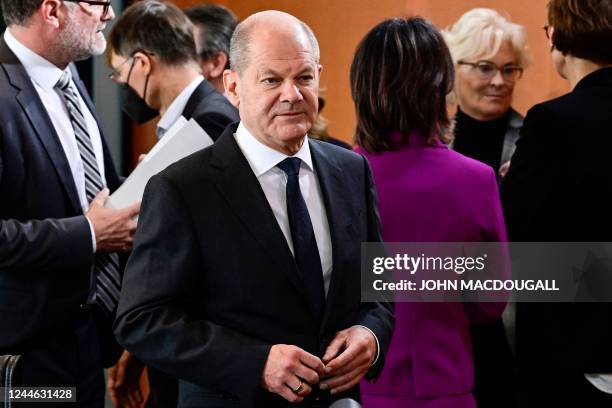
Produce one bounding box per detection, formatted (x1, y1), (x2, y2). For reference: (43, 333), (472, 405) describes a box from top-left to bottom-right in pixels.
(309, 141), (356, 326)
(182, 80), (215, 120)
(1, 38), (81, 213)
(209, 125), (309, 301)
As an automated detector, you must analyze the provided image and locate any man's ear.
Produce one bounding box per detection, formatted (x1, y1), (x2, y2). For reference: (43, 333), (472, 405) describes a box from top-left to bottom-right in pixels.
(208, 52), (229, 81)
(223, 69), (240, 108)
(40, 0), (63, 29)
(133, 51), (153, 76)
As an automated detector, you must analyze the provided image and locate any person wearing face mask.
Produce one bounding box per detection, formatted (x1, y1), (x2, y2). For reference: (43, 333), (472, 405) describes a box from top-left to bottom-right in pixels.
(107, 0), (238, 141)
(105, 2), (238, 407)
(502, 0), (612, 406)
(442, 9), (531, 408)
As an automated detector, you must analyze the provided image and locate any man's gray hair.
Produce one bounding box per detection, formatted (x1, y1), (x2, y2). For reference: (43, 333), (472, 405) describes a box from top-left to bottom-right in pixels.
(229, 16), (320, 75)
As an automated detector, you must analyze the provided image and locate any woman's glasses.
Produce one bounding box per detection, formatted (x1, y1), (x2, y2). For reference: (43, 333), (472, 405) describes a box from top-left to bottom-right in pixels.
(457, 61), (524, 83)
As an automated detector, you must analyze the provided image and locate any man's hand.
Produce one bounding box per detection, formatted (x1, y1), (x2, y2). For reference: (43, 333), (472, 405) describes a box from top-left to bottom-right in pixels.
(107, 350), (146, 408)
(320, 326), (377, 394)
(86, 189), (140, 253)
(260, 344), (325, 403)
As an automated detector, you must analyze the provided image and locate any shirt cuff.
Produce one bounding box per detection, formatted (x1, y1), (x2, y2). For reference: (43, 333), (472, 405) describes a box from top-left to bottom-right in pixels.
(354, 325), (380, 367)
(85, 216), (97, 253)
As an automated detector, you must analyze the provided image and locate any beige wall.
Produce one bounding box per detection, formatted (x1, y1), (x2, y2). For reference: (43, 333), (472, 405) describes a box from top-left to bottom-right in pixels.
(131, 0), (569, 162)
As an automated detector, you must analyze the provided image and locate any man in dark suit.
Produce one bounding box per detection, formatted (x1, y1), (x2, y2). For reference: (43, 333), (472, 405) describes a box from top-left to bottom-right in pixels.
(502, 1), (612, 406)
(0, 0), (139, 407)
(114, 10), (394, 407)
(107, 1), (238, 140)
(106, 2), (239, 406)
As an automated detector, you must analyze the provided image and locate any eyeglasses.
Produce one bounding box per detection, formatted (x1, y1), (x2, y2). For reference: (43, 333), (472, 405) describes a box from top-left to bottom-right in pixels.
(108, 51), (155, 82)
(543, 25), (551, 40)
(63, 0), (112, 19)
(457, 61), (524, 83)
(108, 56), (134, 82)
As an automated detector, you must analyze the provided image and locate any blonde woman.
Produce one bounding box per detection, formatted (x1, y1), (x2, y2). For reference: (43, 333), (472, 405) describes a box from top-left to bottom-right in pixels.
(443, 8), (530, 179)
(442, 9), (530, 408)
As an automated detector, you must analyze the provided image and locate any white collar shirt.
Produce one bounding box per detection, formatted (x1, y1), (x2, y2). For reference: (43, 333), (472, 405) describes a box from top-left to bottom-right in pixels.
(4, 28), (106, 214)
(234, 122), (333, 294)
(156, 76), (204, 139)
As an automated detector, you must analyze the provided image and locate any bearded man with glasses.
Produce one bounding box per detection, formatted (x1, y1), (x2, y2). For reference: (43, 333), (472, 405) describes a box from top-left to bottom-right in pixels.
(0, 1), (141, 407)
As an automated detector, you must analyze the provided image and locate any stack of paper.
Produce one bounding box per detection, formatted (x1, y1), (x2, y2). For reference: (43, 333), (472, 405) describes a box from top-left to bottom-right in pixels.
(106, 117), (213, 209)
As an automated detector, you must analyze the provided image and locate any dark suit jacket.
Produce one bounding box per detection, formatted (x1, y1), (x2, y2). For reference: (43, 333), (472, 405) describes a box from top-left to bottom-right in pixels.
(114, 123), (394, 407)
(145, 78), (238, 408)
(0, 36), (122, 381)
(501, 68), (612, 396)
(181, 79), (238, 141)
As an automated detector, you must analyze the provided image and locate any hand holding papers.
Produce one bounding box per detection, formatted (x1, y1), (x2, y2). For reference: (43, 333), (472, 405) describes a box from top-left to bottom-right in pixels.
(106, 117), (213, 209)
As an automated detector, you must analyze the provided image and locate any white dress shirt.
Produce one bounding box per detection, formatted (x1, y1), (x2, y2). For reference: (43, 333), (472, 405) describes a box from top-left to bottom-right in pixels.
(156, 76), (204, 139)
(234, 122), (333, 294)
(234, 123), (380, 364)
(5, 29), (105, 249)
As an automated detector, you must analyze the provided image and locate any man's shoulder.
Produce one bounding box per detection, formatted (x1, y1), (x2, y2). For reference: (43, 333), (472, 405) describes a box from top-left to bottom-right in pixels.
(309, 138), (362, 166)
(190, 81), (239, 119)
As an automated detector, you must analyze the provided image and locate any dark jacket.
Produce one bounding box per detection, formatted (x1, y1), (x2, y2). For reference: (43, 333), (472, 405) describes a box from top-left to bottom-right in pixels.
(502, 67), (612, 403)
(114, 123), (394, 407)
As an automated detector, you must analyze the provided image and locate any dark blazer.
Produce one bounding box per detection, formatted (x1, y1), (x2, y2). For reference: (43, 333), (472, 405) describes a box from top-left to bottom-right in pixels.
(0, 36), (122, 386)
(145, 77), (238, 408)
(182, 79), (239, 140)
(114, 123), (394, 407)
(356, 134), (507, 408)
(501, 67), (612, 405)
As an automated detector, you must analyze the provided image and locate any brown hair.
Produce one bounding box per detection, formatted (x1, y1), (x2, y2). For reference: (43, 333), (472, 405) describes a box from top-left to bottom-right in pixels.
(185, 4), (237, 69)
(108, 0), (197, 66)
(350, 17), (454, 153)
(548, 0), (612, 65)
(0, 0), (43, 26)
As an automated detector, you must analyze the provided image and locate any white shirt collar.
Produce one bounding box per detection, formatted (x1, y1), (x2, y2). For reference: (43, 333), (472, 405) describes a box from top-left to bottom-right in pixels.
(234, 122), (314, 177)
(157, 75), (204, 138)
(4, 28), (68, 91)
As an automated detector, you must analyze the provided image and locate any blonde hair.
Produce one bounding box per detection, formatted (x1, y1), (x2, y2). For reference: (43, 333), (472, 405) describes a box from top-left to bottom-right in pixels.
(442, 8), (531, 67)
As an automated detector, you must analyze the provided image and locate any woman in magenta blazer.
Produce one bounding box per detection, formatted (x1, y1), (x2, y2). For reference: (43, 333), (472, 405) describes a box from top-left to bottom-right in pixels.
(351, 18), (508, 408)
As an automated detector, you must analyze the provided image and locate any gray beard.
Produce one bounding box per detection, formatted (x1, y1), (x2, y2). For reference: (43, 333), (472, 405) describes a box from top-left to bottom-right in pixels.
(53, 20), (104, 67)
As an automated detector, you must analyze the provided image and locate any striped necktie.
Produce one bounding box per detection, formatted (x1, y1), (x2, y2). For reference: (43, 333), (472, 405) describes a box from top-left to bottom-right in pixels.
(55, 71), (121, 316)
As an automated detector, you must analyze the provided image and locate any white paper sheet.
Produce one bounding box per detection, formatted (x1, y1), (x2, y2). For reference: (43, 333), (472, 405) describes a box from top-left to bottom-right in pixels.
(106, 117), (213, 209)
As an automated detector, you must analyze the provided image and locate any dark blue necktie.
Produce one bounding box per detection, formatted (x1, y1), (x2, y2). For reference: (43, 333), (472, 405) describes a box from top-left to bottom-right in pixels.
(277, 157), (326, 322)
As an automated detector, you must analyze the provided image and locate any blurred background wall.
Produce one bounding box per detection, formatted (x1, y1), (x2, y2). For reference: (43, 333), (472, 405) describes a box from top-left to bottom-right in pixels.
(2, 1), (567, 171)
(125, 0), (566, 157)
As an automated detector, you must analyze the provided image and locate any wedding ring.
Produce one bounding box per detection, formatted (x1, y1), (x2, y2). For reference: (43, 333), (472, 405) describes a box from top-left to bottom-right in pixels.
(293, 381), (303, 393)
